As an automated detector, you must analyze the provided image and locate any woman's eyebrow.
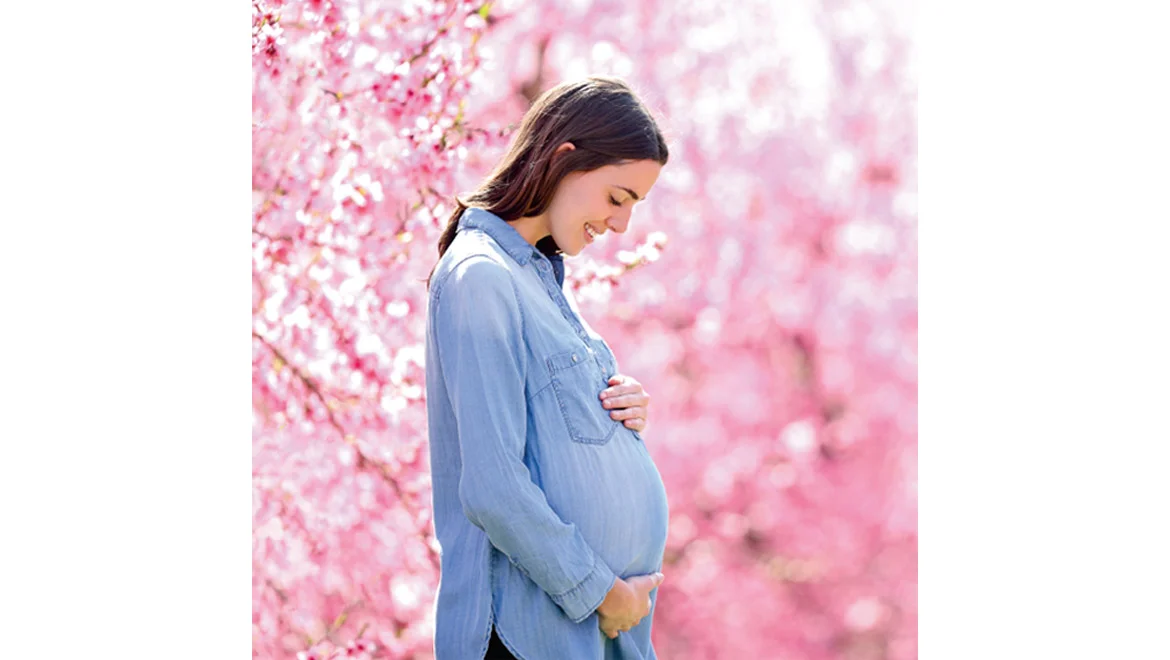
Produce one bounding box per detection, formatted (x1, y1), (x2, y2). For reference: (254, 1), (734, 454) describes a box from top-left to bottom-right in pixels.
(614, 185), (644, 201)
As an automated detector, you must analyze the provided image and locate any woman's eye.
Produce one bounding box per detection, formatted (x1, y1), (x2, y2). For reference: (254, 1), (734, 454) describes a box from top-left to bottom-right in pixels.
(609, 197), (622, 207)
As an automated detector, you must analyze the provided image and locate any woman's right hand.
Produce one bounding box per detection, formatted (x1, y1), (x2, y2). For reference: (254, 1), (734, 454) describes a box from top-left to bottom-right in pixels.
(596, 572), (664, 639)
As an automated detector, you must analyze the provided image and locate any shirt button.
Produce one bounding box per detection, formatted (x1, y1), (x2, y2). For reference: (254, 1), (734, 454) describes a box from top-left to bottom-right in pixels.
(572, 354), (579, 362)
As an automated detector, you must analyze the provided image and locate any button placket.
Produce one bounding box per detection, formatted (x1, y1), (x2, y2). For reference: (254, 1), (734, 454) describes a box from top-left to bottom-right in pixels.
(534, 254), (595, 353)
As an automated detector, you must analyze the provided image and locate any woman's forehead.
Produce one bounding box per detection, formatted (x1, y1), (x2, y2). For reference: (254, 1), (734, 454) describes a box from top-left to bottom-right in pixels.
(596, 160), (661, 196)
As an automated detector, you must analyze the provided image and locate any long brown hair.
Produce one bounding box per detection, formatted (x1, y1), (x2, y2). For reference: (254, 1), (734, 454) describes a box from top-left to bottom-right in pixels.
(429, 75), (669, 285)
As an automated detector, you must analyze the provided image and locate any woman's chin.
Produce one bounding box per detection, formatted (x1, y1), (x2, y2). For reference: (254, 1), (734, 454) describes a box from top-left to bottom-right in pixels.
(555, 235), (584, 256)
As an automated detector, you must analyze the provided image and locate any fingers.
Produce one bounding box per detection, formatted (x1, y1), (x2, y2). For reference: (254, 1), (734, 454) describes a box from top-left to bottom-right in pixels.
(607, 405), (647, 422)
(603, 379), (650, 400)
(620, 615), (646, 632)
(607, 405), (648, 432)
(624, 418), (646, 432)
(599, 617), (628, 639)
(600, 611), (647, 639)
(601, 622), (638, 639)
(598, 572), (663, 640)
(601, 392), (650, 409)
(600, 384), (647, 402)
(633, 572), (665, 590)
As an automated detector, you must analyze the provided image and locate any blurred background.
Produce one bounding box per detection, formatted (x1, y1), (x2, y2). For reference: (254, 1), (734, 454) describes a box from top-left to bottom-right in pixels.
(252, 0), (917, 657)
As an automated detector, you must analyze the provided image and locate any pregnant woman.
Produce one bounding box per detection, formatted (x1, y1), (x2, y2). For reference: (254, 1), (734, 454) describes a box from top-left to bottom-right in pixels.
(424, 76), (670, 659)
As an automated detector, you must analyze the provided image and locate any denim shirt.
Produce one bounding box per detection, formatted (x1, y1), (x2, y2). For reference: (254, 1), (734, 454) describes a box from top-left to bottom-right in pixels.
(425, 207), (670, 659)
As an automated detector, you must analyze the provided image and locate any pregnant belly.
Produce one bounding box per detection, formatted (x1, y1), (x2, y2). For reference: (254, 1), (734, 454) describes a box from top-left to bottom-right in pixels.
(538, 429), (670, 577)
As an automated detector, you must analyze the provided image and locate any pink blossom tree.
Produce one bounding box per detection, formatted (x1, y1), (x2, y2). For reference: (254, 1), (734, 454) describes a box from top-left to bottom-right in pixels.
(253, 0), (916, 657)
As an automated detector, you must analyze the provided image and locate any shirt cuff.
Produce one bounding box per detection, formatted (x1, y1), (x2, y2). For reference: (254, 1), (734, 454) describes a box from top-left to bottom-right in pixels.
(550, 554), (618, 624)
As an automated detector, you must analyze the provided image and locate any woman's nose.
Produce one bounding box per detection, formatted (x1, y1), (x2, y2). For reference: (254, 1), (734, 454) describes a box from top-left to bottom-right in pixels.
(607, 212), (632, 234)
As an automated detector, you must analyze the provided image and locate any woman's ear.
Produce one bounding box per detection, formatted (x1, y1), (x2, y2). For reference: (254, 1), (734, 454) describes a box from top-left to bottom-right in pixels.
(554, 141), (576, 154)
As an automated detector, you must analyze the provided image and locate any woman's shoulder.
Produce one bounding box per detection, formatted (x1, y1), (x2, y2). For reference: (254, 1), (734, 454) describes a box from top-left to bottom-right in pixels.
(431, 232), (518, 299)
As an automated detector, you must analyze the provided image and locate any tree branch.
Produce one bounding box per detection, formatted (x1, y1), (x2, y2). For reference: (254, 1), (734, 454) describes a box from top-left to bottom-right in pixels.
(253, 228), (293, 242)
(252, 330), (440, 570)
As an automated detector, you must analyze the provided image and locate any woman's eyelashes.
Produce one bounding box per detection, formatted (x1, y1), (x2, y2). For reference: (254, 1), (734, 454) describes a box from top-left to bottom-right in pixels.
(608, 196), (623, 207)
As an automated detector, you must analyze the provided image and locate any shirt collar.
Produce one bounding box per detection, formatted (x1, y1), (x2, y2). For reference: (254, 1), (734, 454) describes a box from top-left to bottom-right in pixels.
(458, 206), (563, 269)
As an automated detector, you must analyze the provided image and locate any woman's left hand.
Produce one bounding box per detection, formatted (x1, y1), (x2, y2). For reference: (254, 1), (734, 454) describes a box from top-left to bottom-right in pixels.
(599, 374), (650, 433)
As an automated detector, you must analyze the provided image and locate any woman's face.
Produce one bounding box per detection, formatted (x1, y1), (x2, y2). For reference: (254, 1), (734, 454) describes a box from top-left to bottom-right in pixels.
(542, 147), (662, 257)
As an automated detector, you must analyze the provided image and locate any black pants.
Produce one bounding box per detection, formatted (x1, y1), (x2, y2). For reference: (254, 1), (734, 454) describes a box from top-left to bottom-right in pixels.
(484, 626), (517, 660)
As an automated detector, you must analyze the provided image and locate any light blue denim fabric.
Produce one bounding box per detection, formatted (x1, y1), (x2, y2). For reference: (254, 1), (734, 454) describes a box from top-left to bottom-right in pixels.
(425, 207), (670, 659)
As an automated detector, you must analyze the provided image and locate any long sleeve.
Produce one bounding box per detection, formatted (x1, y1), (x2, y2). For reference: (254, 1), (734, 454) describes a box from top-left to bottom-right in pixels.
(432, 255), (616, 623)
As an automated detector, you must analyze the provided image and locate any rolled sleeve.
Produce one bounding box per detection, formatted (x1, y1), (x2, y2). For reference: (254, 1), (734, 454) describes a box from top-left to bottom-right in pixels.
(432, 256), (616, 622)
(549, 551), (619, 623)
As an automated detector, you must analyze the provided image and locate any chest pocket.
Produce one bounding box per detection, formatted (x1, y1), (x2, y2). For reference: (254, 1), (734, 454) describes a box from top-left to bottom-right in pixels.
(546, 349), (619, 446)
